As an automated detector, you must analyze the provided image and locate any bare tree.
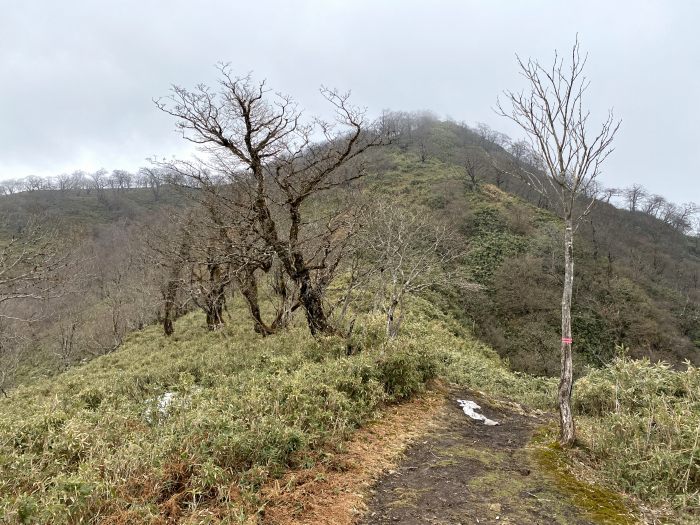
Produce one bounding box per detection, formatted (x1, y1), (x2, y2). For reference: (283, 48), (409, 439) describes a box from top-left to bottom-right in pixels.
(89, 169), (108, 193)
(475, 122), (511, 151)
(464, 151), (481, 190)
(0, 218), (74, 392)
(676, 202), (698, 233)
(600, 186), (620, 204)
(360, 202), (471, 337)
(70, 170), (88, 194)
(692, 216), (700, 250)
(109, 170), (130, 191)
(155, 67), (385, 335)
(0, 323), (23, 396)
(148, 209), (231, 333)
(137, 167), (163, 201)
(497, 39), (620, 446)
(641, 193), (666, 217)
(156, 219), (192, 336)
(54, 309), (82, 371)
(55, 173), (72, 193)
(508, 139), (533, 164)
(0, 219), (69, 320)
(419, 141), (429, 163)
(0, 179), (20, 195)
(624, 183), (647, 212)
(187, 248), (231, 331)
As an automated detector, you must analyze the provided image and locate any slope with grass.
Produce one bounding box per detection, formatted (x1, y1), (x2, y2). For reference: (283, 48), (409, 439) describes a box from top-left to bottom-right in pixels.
(1, 287), (698, 523)
(0, 297), (554, 524)
(362, 130), (699, 373)
(3, 118), (698, 381)
(574, 353), (700, 519)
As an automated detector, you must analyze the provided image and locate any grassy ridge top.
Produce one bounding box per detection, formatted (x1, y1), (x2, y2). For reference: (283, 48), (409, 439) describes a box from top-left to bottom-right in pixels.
(0, 298), (552, 524)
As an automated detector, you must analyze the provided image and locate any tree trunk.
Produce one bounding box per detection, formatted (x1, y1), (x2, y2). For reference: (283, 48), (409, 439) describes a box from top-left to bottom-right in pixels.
(386, 295), (402, 338)
(162, 233), (190, 336)
(559, 219), (576, 446)
(235, 270), (274, 336)
(163, 317), (174, 337)
(162, 279), (178, 336)
(386, 301), (397, 338)
(270, 266), (296, 331)
(203, 264), (227, 332)
(298, 271), (333, 336)
(205, 288), (226, 331)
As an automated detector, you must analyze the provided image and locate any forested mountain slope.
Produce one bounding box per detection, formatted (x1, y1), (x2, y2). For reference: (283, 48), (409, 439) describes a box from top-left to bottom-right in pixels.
(360, 116), (699, 372)
(1, 116), (699, 523)
(0, 116), (697, 390)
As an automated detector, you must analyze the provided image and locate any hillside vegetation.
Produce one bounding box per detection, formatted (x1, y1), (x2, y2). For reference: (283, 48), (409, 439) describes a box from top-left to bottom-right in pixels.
(0, 299), (553, 524)
(575, 352), (700, 514)
(1, 114), (699, 523)
(2, 299), (699, 523)
(3, 123), (698, 390)
(361, 122), (699, 373)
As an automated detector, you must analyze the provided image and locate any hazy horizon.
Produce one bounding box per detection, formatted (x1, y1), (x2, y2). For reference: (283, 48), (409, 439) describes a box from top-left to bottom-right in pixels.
(1, 0), (698, 204)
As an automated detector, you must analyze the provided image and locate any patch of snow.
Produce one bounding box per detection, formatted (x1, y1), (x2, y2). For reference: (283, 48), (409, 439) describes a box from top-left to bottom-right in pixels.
(143, 391), (176, 423)
(457, 399), (499, 426)
(158, 392), (176, 414)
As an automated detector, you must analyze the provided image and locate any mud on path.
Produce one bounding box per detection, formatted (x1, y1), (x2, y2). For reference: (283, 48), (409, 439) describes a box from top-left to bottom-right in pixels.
(359, 391), (635, 525)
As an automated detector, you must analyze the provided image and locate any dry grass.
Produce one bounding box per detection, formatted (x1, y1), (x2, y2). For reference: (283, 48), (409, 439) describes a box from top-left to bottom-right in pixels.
(258, 387), (447, 525)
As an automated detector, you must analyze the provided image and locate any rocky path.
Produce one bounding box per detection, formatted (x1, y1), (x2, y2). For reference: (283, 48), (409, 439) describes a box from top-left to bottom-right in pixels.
(359, 391), (636, 525)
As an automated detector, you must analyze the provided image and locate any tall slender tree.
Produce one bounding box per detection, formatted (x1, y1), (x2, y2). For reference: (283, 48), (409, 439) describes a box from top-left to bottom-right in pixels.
(497, 39), (620, 446)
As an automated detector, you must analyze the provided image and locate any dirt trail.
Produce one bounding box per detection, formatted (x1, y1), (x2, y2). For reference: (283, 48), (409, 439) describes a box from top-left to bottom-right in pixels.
(359, 391), (635, 525)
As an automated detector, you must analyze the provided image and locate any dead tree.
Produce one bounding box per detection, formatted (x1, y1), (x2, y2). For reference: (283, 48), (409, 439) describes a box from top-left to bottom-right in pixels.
(497, 38), (620, 446)
(155, 67), (385, 335)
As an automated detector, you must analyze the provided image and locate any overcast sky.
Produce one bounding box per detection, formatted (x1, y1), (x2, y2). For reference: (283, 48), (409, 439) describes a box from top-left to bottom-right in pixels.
(1, 0), (698, 203)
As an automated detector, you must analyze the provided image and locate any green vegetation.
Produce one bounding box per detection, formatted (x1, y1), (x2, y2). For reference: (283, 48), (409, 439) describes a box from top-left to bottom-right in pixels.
(531, 432), (636, 525)
(3, 118), (698, 390)
(1, 116), (698, 522)
(0, 298), (553, 524)
(575, 352), (700, 518)
(0, 187), (180, 235)
(363, 132), (698, 376)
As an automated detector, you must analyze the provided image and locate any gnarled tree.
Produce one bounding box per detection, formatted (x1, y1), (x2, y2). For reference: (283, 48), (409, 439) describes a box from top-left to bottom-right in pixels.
(156, 67), (384, 335)
(497, 39), (620, 446)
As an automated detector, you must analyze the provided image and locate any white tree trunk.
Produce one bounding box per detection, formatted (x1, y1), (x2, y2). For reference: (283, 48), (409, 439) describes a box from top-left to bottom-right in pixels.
(559, 219), (576, 446)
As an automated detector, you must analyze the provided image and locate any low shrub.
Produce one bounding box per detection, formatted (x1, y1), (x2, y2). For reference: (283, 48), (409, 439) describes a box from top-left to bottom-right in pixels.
(574, 354), (700, 514)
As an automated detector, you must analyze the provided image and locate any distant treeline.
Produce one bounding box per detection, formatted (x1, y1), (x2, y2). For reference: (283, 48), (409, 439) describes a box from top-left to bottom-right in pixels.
(0, 167), (163, 196)
(2, 121), (697, 235)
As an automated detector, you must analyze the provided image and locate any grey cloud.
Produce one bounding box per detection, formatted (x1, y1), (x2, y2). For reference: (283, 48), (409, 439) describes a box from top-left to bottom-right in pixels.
(0, 0), (698, 203)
